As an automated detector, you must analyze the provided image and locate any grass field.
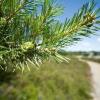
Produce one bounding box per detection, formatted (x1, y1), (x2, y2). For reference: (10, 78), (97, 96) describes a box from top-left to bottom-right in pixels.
(83, 57), (100, 63)
(87, 58), (100, 63)
(0, 57), (92, 100)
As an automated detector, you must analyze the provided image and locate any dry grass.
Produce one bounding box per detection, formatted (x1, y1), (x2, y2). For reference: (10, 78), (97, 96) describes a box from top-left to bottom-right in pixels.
(0, 57), (92, 100)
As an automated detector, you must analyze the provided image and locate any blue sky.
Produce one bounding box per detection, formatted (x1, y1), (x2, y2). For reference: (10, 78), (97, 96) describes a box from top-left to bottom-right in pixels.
(57, 0), (100, 51)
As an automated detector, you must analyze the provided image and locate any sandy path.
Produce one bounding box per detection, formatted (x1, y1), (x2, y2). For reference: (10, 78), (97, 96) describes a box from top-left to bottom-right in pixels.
(87, 61), (100, 100)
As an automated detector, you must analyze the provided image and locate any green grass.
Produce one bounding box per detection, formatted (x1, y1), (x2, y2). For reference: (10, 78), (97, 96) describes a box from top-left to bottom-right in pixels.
(88, 58), (100, 63)
(91, 59), (100, 63)
(0, 57), (92, 100)
(82, 57), (100, 63)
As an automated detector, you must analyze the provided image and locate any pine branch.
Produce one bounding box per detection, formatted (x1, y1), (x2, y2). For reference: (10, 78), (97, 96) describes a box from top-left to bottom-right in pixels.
(0, 0), (100, 71)
(46, 1), (100, 47)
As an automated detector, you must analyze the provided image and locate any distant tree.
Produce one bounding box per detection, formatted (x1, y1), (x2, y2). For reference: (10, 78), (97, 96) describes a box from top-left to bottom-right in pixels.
(0, 0), (100, 71)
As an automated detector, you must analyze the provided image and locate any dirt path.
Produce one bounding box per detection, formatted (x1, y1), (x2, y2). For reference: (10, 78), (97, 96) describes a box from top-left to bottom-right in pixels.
(87, 61), (100, 100)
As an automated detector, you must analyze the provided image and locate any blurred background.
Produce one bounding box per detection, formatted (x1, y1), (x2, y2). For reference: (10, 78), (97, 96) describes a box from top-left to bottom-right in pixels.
(0, 0), (100, 100)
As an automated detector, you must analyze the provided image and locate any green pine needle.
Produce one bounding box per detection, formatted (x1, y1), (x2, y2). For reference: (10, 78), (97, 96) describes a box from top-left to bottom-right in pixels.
(0, 0), (100, 71)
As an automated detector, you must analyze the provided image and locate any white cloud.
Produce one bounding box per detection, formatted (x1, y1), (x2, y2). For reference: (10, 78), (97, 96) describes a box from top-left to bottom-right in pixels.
(66, 41), (93, 51)
(81, 42), (91, 47)
(97, 38), (100, 42)
(66, 35), (100, 51)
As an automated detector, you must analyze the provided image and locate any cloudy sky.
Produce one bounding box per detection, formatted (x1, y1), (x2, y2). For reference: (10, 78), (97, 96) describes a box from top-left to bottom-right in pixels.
(58, 0), (100, 51)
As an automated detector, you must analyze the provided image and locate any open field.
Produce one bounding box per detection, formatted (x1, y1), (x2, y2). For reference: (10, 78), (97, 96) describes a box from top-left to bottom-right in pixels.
(84, 58), (100, 63)
(0, 57), (92, 100)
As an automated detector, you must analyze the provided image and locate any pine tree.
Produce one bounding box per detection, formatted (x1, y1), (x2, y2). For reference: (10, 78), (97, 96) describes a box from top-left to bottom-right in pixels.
(0, 0), (100, 71)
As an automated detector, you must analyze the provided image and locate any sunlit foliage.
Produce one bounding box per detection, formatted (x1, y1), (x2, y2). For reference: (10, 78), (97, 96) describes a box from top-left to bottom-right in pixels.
(0, 0), (100, 71)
